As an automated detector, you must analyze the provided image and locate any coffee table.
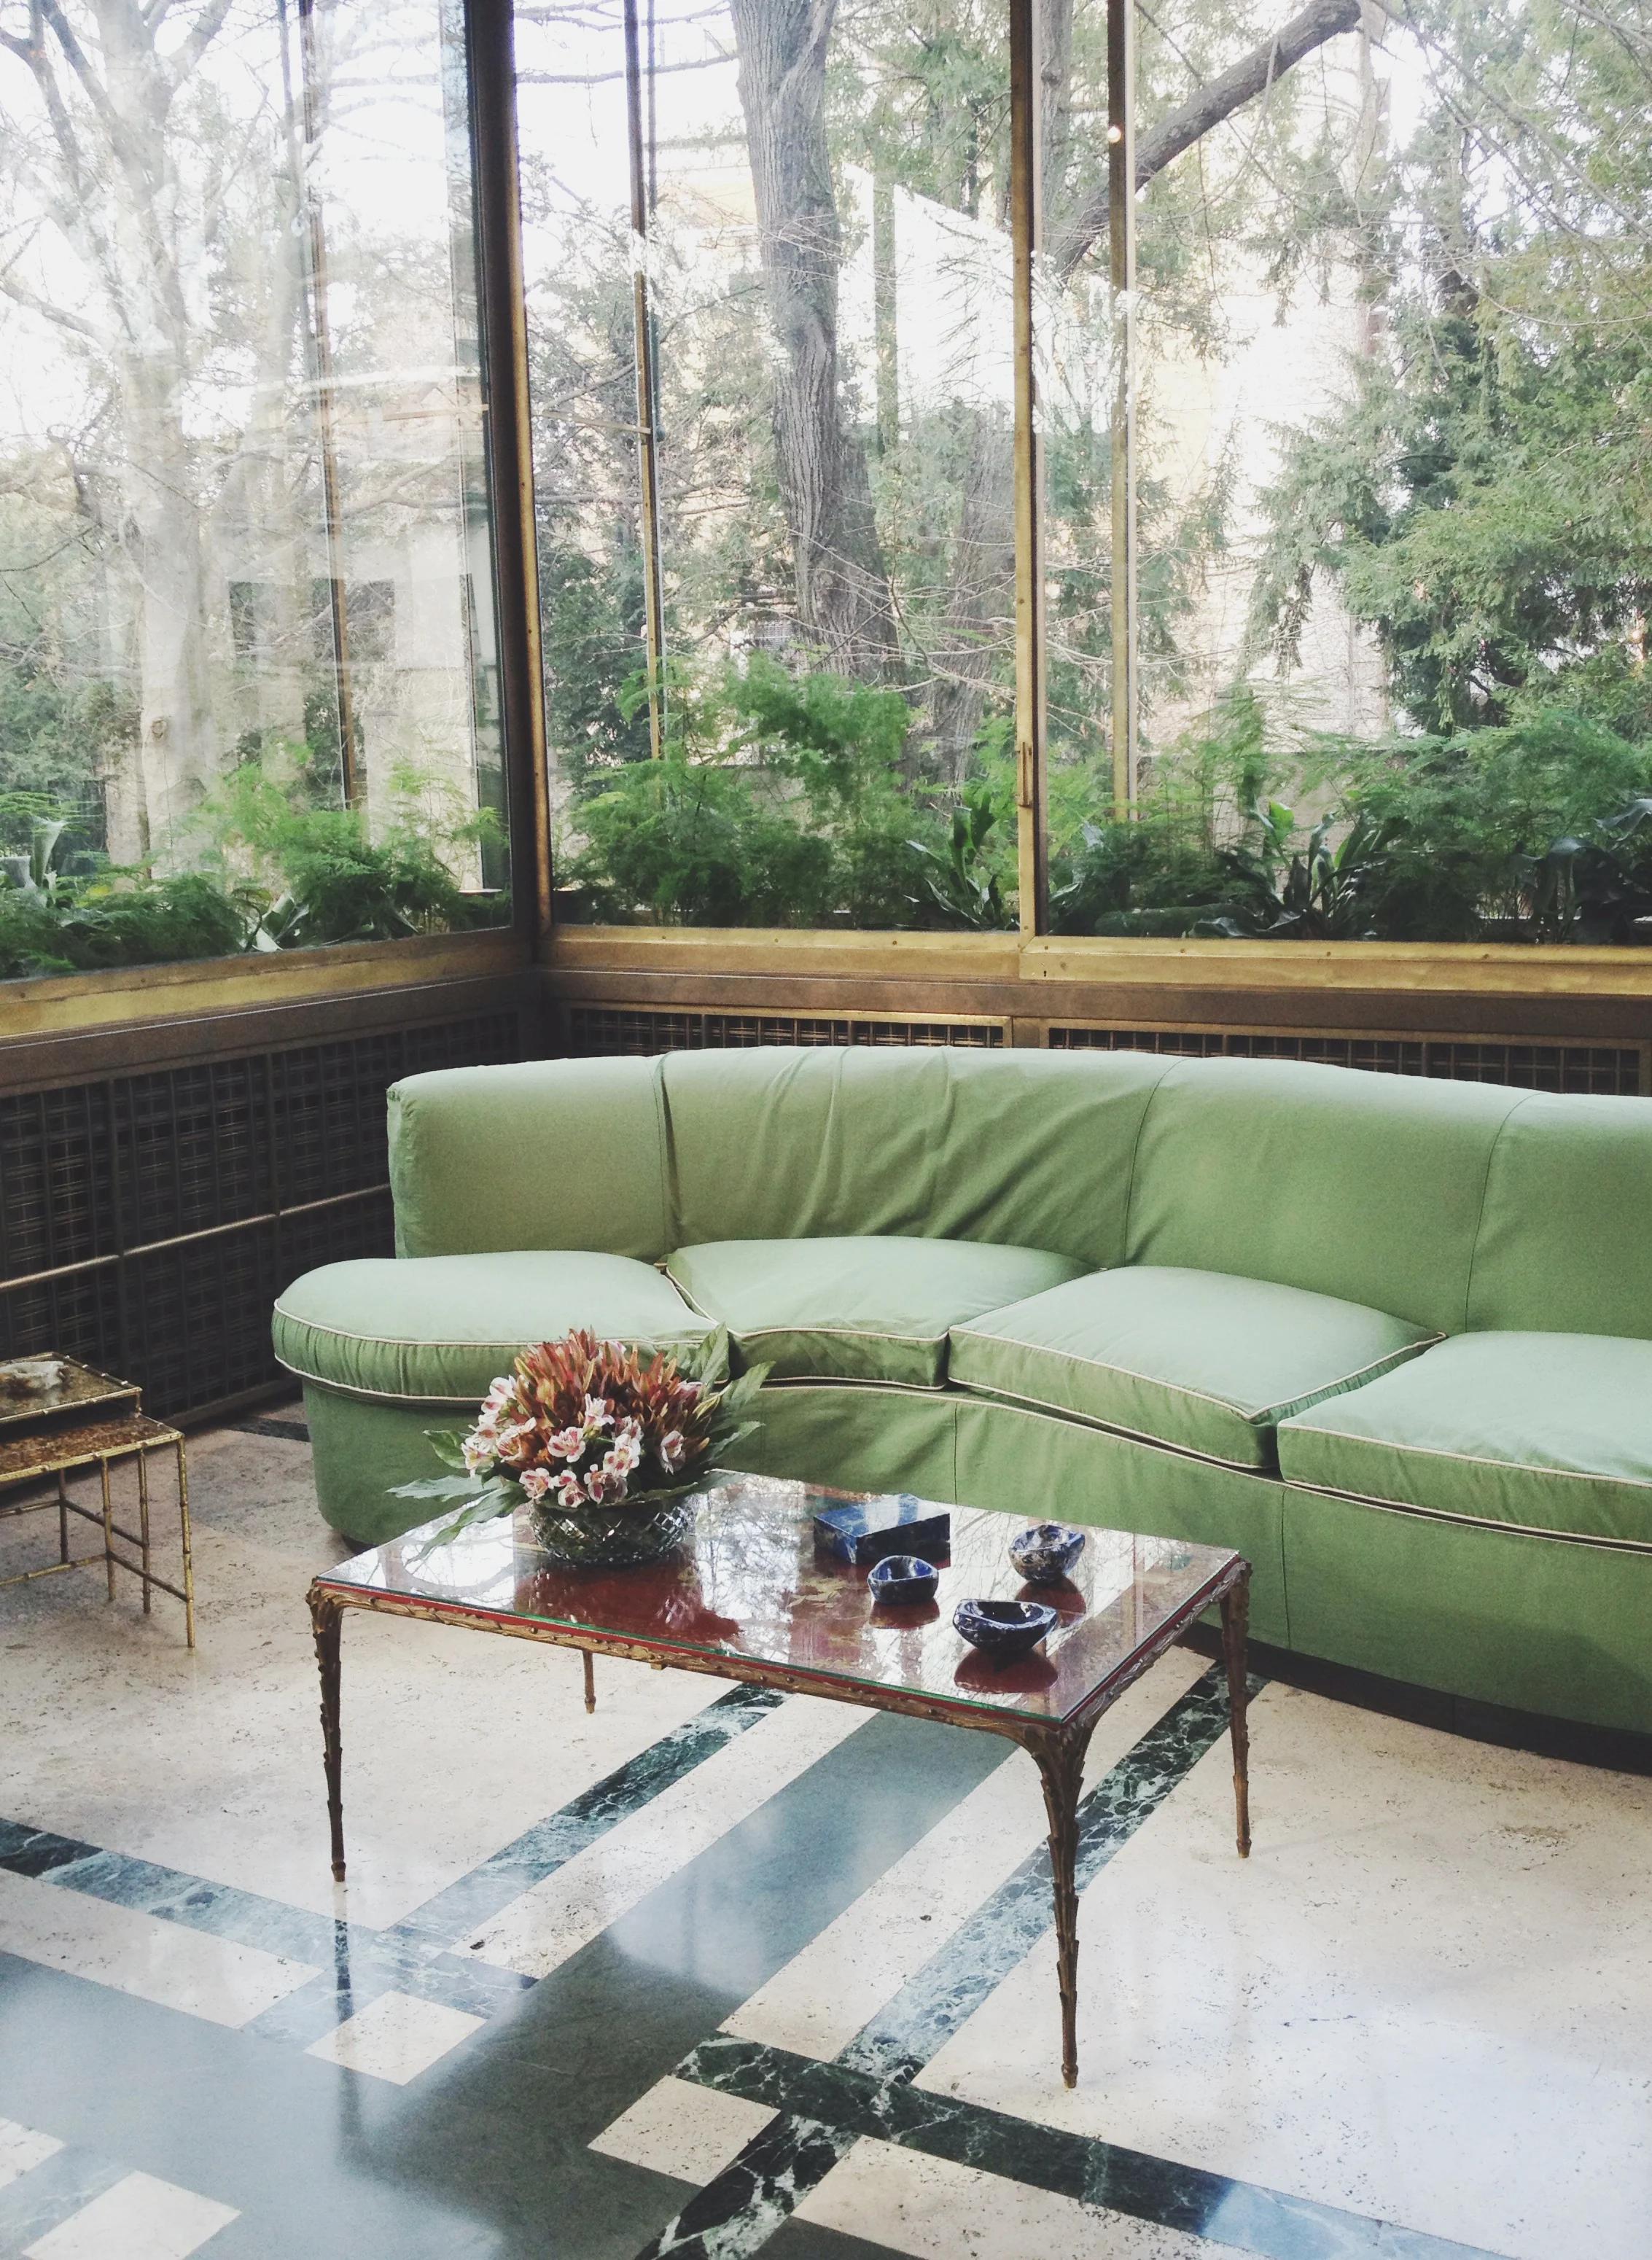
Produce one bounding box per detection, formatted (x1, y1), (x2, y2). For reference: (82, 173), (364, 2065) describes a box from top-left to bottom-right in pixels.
(307, 1474), (1250, 2085)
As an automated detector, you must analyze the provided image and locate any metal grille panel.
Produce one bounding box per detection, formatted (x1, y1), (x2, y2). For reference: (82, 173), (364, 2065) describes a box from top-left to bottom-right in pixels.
(0, 1011), (521, 1419)
(1048, 1026), (1645, 1094)
(566, 1007), (1005, 1053)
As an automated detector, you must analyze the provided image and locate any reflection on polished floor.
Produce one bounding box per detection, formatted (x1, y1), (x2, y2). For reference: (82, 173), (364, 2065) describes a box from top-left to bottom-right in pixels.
(0, 1419), (1648, 2260)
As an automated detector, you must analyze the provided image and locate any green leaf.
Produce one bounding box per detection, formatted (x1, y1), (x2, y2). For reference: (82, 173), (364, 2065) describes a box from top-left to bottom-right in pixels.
(679, 1325), (730, 1384)
(423, 1428), (473, 1473)
(389, 1473), (481, 1501)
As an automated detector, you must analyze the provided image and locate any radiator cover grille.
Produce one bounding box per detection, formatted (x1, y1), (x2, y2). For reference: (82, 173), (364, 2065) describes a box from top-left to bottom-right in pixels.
(566, 1007), (1005, 1053)
(1048, 1026), (1645, 1094)
(0, 1010), (521, 1420)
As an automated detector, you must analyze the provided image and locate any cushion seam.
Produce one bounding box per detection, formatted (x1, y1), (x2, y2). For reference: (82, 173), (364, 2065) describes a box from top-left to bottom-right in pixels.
(763, 1380), (1280, 1480)
(1279, 1423), (1652, 1491)
(647, 1054), (673, 1258)
(950, 1325), (1435, 1423)
(274, 1355), (481, 1406)
(1258, 1336), (1444, 1423)
(1119, 1058), (1177, 1264)
(948, 1373), (1266, 1472)
(765, 1376), (947, 1395)
(737, 1324), (950, 1346)
(1282, 1477), (1652, 1555)
(273, 1306), (706, 1352)
(1462, 1093), (1535, 1332)
(661, 1263), (713, 1319)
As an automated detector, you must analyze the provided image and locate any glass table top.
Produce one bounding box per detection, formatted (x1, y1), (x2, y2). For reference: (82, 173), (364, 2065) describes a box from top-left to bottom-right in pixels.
(317, 1474), (1241, 1728)
(0, 1358), (139, 1433)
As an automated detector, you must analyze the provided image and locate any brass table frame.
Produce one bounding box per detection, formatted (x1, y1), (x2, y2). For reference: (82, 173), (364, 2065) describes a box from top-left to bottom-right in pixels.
(308, 1547), (1250, 2087)
(1, 1409), (196, 1648)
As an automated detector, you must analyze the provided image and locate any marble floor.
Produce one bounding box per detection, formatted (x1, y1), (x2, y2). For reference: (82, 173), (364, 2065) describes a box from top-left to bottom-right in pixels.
(1, 1417), (1649, 2260)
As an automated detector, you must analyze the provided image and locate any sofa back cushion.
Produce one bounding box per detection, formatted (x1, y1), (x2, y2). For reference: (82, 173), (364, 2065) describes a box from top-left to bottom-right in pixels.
(661, 1045), (1170, 1269)
(1467, 1093), (1652, 1340)
(389, 1056), (670, 1260)
(1125, 1057), (1522, 1335)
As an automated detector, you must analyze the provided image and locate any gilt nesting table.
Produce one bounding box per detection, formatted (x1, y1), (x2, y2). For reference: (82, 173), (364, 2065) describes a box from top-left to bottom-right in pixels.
(307, 1474), (1251, 2085)
(0, 1356), (195, 1645)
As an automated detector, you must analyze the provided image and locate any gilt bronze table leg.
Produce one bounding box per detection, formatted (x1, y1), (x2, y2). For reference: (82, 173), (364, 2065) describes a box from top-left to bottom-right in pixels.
(98, 1457), (115, 1602)
(1220, 1570), (1252, 1858)
(311, 1590), (347, 1882)
(1030, 1726), (1093, 2088)
(137, 1448), (152, 1616)
(176, 1438), (196, 1651)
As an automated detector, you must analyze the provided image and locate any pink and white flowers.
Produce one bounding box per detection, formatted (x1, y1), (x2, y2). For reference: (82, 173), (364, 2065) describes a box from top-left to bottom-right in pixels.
(421, 1328), (763, 1524)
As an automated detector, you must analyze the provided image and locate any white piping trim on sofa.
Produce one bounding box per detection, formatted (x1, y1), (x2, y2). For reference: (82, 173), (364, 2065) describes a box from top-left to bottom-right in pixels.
(1280, 1422), (1652, 1491)
(272, 1304), (706, 1355)
(272, 1355), (480, 1407)
(763, 1374), (947, 1395)
(1282, 1477), (1652, 1555)
(765, 1376), (1284, 1478)
(946, 1372), (1267, 1472)
(948, 1324), (1440, 1425)
(739, 1322), (948, 1345)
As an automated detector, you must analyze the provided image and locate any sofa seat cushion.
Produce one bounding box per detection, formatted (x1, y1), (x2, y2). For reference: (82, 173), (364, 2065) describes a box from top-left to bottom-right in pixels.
(1277, 1331), (1652, 1545)
(950, 1266), (1437, 1470)
(273, 1251), (709, 1407)
(664, 1236), (1086, 1387)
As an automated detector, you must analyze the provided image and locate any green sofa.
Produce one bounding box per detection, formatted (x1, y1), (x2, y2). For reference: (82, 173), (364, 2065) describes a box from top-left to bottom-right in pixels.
(273, 1046), (1652, 1734)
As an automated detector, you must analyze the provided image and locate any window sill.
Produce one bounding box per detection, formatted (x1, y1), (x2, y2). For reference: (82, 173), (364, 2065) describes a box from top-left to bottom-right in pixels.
(546, 924), (1652, 1002)
(0, 926), (532, 1044)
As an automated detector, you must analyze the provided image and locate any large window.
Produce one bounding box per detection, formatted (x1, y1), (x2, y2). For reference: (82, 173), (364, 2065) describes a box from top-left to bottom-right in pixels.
(531, 0), (1652, 946)
(0, 0), (510, 983)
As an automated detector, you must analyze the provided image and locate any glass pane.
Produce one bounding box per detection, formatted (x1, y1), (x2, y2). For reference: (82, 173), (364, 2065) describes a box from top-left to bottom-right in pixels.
(545, 1), (1021, 930)
(0, 0), (508, 983)
(514, 0), (653, 825)
(1052, 0), (1652, 947)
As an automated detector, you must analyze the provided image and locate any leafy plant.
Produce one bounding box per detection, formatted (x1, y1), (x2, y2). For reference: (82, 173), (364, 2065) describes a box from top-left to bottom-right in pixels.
(200, 768), (502, 948)
(564, 753), (839, 926)
(1520, 798), (1652, 946)
(909, 781), (1013, 930)
(1051, 813), (1259, 936)
(0, 870), (259, 979)
(1199, 805), (1398, 941)
(390, 1327), (768, 1542)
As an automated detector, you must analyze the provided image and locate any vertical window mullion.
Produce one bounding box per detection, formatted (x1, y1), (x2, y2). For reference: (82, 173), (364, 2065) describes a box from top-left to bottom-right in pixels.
(1010, 0), (1049, 935)
(1107, 0), (1139, 817)
(623, 0), (669, 760)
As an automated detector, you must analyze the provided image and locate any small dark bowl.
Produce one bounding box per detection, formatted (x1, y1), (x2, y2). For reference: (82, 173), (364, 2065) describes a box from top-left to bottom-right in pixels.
(869, 1554), (940, 1607)
(1009, 1521), (1086, 1585)
(953, 1597), (1058, 1663)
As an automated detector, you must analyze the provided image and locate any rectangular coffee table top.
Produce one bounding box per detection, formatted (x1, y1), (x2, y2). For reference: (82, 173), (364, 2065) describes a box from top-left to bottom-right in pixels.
(316, 1473), (1242, 1731)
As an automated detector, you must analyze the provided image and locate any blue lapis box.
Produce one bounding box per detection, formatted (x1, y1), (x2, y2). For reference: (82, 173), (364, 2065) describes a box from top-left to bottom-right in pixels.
(812, 1493), (951, 1567)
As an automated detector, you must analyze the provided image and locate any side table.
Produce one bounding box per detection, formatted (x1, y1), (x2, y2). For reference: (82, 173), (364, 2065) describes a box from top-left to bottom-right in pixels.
(0, 1357), (195, 1647)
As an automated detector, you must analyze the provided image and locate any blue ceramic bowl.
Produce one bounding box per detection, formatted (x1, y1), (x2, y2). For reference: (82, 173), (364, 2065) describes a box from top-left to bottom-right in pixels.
(953, 1597), (1058, 1663)
(869, 1554), (940, 1607)
(1009, 1521), (1086, 1585)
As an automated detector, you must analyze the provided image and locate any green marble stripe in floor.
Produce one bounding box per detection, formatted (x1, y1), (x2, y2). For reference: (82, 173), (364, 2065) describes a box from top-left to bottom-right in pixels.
(0, 1710), (1011, 2259)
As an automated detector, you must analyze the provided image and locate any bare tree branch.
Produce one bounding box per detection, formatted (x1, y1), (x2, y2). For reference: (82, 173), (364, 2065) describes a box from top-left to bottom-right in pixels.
(168, 0), (238, 91)
(1051, 0), (1363, 279)
(0, 270), (101, 340)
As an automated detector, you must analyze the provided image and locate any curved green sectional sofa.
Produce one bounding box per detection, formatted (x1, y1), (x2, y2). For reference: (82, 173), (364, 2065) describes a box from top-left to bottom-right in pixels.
(273, 1046), (1652, 1734)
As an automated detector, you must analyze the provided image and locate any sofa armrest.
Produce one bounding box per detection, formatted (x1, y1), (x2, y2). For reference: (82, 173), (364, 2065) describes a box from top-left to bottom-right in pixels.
(387, 1056), (671, 1260)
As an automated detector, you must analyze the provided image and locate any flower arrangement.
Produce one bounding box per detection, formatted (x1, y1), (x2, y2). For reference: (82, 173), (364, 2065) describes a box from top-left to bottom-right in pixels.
(391, 1326), (765, 1546)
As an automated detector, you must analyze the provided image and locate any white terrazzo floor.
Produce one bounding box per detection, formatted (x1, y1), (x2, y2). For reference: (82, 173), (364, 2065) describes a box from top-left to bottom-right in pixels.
(0, 1418), (1648, 2260)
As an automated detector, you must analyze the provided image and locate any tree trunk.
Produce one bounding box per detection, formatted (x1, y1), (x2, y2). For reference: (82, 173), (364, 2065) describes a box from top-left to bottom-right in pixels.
(728, 0), (897, 677)
(928, 1), (1073, 771)
(930, 413), (1016, 780)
